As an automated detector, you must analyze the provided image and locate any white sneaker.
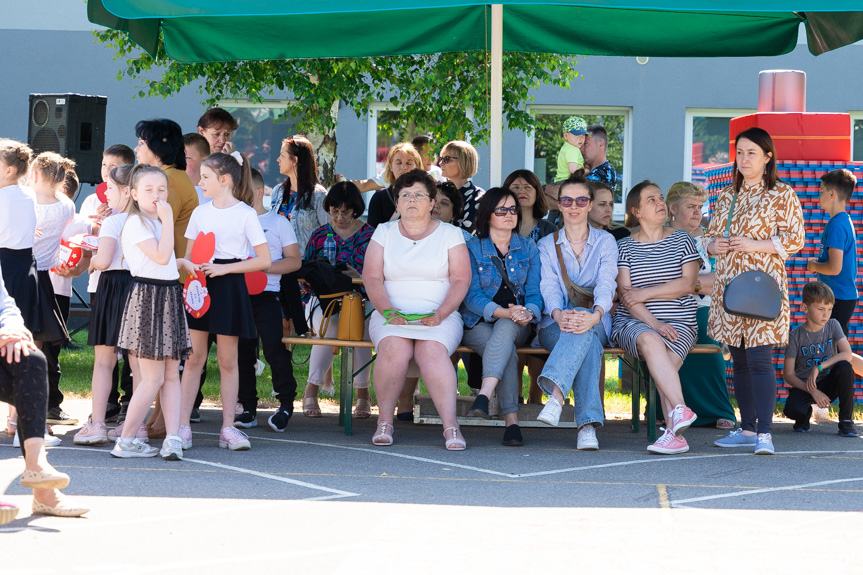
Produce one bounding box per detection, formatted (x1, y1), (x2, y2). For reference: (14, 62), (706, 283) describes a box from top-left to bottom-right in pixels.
(159, 435), (184, 461)
(537, 397), (562, 426)
(577, 425), (599, 450)
(13, 430), (61, 448)
(110, 438), (159, 458)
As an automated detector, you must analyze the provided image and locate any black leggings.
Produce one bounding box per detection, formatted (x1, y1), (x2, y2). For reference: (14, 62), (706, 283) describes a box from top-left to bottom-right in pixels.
(728, 343), (776, 434)
(0, 348), (48, 457)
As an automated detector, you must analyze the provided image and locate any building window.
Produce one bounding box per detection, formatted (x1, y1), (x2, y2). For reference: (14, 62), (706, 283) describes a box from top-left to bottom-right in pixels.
(219, 100), (297, 190)
(368, 104), (429, 181)
(684, 109), (754, 184)
(526, 106), (631, 209)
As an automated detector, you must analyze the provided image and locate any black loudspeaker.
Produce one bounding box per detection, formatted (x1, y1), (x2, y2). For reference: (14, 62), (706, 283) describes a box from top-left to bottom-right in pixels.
(28, 93), (107, 185)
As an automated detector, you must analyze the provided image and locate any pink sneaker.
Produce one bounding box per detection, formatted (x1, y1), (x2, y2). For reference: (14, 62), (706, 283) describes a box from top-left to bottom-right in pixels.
(73, 417), (109, 445)
(219, 426), (251, 451)
(670, 404), (697, 436)
(647, 428), (689, 454)
(178, 425), (193, 450)
(108, 422), (149, 443)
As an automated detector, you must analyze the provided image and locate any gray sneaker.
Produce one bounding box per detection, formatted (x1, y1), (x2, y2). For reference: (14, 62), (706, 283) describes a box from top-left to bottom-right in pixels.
(110, 438), (159, 458)
(159, 435), (184, 461)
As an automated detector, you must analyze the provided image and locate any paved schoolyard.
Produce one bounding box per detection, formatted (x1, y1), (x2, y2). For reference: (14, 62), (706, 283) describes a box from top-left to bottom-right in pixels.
(2, 399), (862, 574)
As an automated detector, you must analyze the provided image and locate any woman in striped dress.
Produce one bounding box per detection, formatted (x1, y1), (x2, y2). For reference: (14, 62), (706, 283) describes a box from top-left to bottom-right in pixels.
(611, 181), (702, 454)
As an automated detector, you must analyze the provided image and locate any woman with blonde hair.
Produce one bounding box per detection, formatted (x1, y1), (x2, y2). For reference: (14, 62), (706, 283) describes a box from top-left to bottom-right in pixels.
(440, 140), (484, 235)
(666, 181), (735, 430)
(366, 142), (423, 227)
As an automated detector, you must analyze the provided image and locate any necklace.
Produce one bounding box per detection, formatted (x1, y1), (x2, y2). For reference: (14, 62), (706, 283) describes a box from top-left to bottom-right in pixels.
(400, 219), (433, 244)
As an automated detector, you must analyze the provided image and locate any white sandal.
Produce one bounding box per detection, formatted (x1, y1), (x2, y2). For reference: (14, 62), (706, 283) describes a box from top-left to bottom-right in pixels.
(443, 427), (466, 451)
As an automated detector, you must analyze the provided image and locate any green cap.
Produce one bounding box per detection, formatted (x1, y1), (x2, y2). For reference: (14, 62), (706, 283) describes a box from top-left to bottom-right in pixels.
(563, 116), (588, 136)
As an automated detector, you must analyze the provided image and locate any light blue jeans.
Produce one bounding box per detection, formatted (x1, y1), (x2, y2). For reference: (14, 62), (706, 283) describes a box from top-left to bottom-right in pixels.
(537, 319), (607, 428)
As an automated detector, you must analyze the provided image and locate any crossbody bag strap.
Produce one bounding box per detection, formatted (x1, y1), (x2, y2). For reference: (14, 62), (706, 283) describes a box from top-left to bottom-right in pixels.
(487, 252), (523, 305)
(553, 230), (593, 303)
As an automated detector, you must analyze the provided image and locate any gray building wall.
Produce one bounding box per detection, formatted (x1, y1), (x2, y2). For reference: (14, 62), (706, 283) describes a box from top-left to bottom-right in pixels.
(4, 3), (863, 301)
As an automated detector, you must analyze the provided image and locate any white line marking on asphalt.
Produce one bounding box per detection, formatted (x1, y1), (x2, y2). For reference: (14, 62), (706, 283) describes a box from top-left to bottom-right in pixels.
(194, 431), (516, 477)
(670, 476), (863, 507)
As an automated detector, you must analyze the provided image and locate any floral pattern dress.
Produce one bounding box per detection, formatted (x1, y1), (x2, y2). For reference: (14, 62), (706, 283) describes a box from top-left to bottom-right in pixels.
(703, 181), (805, 348)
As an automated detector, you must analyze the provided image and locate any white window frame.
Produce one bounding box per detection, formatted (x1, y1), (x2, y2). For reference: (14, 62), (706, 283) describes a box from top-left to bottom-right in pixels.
(848, 112), (863, 161)
(525, 105), (632, 216)
(366, 102), (403, 180)
(683, 108), (754, 180)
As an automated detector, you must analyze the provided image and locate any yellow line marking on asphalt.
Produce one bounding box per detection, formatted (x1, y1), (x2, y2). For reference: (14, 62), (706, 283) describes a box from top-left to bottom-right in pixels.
(657, 484), (671, 509)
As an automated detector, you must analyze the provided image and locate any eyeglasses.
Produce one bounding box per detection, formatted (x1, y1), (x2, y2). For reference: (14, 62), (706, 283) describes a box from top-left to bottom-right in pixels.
(493, 206), (518, 217)
(509, 185), (535, 193)
(439, 156), (459, 165)
(559, 196), (590, 208)
(398, 192), (430, 202)
(329, 208), (354, 219)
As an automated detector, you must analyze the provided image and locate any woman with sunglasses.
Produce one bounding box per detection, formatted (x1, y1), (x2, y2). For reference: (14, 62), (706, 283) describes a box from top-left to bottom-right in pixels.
(461, 188), (542, 446)
(534, 173), (618, 450)
(502, 169), (557, 404)
(611, 180), (701, 454)
(439, 140), (485, 235)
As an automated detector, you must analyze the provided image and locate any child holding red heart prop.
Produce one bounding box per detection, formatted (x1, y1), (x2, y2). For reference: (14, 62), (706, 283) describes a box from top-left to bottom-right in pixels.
(178, 151), (270, 452)
(112, 165), (196, 461)
(74, 164), (141, 446)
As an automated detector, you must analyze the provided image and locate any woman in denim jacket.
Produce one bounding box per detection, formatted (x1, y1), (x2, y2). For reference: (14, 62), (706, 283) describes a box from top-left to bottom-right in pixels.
(535, 174), (618, 451)
(461, 187), (543, 446)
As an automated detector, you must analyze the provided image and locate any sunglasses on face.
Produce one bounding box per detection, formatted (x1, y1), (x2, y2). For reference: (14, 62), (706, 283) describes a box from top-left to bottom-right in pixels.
(439, 155), (458, 165)
(559, 196), (590, 208)
(493, 206), (518, 216)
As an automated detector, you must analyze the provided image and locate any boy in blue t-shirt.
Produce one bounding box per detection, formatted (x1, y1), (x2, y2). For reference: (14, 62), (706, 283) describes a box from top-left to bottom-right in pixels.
(807, 169), (858, 337)
(783, 282), (859, 437)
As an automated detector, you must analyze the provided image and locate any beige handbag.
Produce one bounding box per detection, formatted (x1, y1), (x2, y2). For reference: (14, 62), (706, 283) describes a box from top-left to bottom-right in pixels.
(319, 291), (365, 341)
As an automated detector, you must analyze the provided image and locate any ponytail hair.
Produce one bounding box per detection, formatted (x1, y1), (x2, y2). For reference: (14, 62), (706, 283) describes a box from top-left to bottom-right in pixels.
(109, 164), (134, 189)
(0, 139), (32, 176)
(30, 152), (76, 189)
(202, 152), (254, 207)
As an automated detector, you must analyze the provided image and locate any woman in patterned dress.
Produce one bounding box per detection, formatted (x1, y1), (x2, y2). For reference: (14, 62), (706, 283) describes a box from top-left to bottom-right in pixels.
(704, 128), (805, 455)
(611, 180), (702, 454)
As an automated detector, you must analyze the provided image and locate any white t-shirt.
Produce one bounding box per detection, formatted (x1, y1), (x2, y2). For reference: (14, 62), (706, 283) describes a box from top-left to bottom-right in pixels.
(194, 185), (212, 206)
(80, 192), (104, 293)
(184, 201), (267, 260)
(0, 184), (37, 249)
(255, 211), (298, 292)
(49, 211), (91, 297)
(34, 195), (75, 270)
(121, 215), (179, 281)
(98, 213), (130, 272)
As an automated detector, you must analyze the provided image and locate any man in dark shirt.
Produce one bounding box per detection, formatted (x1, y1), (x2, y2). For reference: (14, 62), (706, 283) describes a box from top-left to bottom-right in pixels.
(582, 125), (619, 191)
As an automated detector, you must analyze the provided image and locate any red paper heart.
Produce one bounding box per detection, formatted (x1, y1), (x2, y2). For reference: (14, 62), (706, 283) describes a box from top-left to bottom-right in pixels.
(245, 271), (268, 295)
(183, 271), (210, 318)
(190, 232), (216, 265)
(95, 182), (108, 204)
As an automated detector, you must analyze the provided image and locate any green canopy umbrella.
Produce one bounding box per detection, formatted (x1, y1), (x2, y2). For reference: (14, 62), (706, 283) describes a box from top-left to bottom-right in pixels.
(87, 1), (863, 183)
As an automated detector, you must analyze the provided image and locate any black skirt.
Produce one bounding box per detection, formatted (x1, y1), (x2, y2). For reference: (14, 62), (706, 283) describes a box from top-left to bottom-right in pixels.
(88, 270), (133, 347)
(117, 277), (192, 361)
(34, 270), (69, 343)
(0, 248), (41, 333)
(186, 259), (256, 338)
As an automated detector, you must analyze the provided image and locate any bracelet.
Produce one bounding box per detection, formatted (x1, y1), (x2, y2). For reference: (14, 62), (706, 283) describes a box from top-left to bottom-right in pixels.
(694, 280), (703, 293)
(817, 363), (823, 372)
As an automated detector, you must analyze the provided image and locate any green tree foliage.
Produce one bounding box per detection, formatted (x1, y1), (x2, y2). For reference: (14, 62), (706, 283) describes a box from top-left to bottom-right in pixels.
(94, 28), (579, 185)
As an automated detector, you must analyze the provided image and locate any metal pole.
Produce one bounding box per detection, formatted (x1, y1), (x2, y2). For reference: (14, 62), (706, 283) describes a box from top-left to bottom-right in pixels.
(490, 4), (503, 187)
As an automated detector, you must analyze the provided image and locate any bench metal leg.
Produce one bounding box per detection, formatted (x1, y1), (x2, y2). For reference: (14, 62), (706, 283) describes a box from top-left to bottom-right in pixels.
(631, 365), (639, 434)
(647, 375), (657, 443)
(338, 347), (354, 436)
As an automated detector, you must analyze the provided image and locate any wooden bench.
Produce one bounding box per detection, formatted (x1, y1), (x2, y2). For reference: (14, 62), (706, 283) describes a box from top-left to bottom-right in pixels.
(282, 335), (720, 441)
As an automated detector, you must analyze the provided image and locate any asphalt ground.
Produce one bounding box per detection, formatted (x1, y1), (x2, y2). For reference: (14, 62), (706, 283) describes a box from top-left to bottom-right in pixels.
(2, 399), (863, 574)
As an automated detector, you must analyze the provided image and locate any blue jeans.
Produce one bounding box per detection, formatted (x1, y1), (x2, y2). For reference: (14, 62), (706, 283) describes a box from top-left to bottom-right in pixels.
(537, 320), (607, 428)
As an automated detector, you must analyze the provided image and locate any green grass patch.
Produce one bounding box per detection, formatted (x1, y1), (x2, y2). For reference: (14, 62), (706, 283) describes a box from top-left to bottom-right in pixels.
(58, 333), (863, 419)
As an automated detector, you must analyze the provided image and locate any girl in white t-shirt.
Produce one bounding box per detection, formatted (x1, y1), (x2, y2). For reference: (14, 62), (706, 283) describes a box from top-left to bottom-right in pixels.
(75, 165), (141, 445)
(179, 152), (270, 451)
(30, 153), (75, 349)
(112, 165), (194, 460)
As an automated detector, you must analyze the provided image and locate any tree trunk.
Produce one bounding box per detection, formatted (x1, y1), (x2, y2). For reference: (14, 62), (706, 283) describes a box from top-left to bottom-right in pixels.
(305, 100), (340, 188)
